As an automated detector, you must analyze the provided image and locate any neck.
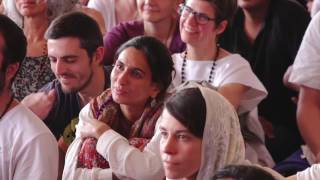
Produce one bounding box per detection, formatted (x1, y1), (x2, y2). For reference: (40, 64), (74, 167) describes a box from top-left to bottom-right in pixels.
(120, 104), (145, 122)
(144, 17), (176, 47)
(78, 67), (106, 107)
(23, 15), (49, 42)
(115, 0), (138, 22)
(244, 4), (268, 44)
(186, 43), (218, 61)
(242, 2), (270, 44)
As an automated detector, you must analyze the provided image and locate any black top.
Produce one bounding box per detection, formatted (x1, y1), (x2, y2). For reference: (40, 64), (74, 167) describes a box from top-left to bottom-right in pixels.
(41, 66), (112, 141)
(220, 0), (310, 130)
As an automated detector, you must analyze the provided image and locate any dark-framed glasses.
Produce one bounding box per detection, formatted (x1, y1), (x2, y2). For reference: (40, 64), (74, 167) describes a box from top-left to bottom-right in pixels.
(178, 4), (215, 25)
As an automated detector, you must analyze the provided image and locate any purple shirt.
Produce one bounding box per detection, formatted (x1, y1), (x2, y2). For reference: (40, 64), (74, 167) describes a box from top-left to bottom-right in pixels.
(103, 20), (186, 65)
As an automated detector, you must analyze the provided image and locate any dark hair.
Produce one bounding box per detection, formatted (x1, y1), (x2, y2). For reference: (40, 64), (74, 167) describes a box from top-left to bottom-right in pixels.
(165, 88), (206, 138)
(45, 11), (103, 58)
(0, 14), (27, 72)
(212, 165), (276, 180)
(114, 36), (174, 100)
(199, 0), (237, 24)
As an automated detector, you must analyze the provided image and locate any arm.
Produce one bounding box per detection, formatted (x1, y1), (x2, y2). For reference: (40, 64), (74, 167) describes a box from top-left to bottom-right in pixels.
(63, 104), (164, 180)
(14, 133), (59, 180)
(297, 86), (320, 162)
(218, 83), (249, 110)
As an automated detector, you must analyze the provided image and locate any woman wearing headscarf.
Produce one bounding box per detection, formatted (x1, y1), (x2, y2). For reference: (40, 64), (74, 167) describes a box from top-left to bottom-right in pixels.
(171, 0), (272, 167)
(160, 81), (246, 179)
(63, 36), (174, 180)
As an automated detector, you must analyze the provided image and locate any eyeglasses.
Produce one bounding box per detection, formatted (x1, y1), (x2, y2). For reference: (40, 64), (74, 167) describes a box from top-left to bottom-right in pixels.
(178, 4), (216, 25)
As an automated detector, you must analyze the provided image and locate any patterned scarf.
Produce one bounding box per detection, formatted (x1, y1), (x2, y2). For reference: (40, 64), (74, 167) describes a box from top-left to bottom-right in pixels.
(77, 89), (163, 169)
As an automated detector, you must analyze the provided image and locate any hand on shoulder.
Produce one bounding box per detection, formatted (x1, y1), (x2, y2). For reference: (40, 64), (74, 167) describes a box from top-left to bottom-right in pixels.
(21, 89), (56, 120)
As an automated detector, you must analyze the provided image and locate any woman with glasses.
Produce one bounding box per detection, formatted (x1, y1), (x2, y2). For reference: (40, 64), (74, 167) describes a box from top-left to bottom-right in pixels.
(172, 0), (274, 167)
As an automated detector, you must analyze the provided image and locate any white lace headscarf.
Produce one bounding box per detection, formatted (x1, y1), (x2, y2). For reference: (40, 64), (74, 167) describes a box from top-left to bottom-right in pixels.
(3, 0), (78, 27)
(173, 81), (246, 179)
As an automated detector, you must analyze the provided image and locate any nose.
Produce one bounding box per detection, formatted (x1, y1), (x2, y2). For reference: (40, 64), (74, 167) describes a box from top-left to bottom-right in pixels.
(116, 69), (130, 85)
(53, 59), (66, 76)
(161, 136), (177, 155)
(184, 12), (197, 26)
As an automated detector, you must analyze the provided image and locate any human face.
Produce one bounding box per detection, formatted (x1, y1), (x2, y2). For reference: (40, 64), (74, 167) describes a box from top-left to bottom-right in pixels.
(180, 0), (219, 46)
(15, 0), (47, 17)
(111, 47), (160, 106)
(48, 37), (95, 93)
(137, 0), (179, 23)
(160, 109), (202, 179)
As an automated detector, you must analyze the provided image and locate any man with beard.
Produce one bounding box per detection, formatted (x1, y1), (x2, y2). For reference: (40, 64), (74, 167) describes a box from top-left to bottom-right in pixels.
(0, 14), (58, 180)
(22, 12), (111, 177)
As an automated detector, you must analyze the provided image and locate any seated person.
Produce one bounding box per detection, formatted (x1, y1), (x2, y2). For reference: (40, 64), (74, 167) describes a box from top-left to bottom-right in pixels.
(172, 0), (271, 166)
(21, 11), (111, 179)
(63, 36), (174, 179)
(103, 0), (185, 65)
(277, 11), (320, 177)
(220, 0), (310, 162)
(88, 0), (139, 32)
(0, 14), (58, 180)
(212, 165), (276, 180)
(159, 81), (246, 179)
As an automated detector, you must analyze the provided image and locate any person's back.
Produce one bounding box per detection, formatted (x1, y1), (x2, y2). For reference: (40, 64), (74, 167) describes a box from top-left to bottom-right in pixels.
(0, 104), (58, 180)
(220, 0), (310, 162)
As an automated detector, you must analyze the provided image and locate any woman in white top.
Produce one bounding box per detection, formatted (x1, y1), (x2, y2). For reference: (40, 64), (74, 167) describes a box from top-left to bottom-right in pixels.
(172, 0), (272, 167)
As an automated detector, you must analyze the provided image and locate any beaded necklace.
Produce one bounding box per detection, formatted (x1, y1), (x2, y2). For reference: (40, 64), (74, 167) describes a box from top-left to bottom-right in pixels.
(181, 44), (220, 84)
(0, 96), (14, 120)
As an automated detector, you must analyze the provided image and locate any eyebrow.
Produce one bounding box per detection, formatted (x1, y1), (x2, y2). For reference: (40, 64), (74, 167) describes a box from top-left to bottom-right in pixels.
(159, 126), (190, 134)
(116, 59), (147, 75)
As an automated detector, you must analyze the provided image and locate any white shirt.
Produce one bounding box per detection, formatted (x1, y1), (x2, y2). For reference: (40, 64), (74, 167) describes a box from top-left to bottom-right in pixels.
(297, 164), (320, 180)
(63, 103), (164, 180)
(289, 13), (320, 89)
(172, 53), (267, 114)
(0, 104), (58, 180)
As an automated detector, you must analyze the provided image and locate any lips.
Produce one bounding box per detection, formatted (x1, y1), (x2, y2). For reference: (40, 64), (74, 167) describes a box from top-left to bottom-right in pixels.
(113, 86), (129, 96)
(142, 5), (159, 12)
(58, 75), (75, 84)
(163, 160), (180, 171)
(183, 26), (198, 33)
(20, 1), (36, 8)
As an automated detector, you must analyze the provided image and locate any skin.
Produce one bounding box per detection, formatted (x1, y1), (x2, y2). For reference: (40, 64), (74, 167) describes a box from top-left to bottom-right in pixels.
(48, 37), (95, 93)
(78, 47), (160, 139)
(15, 0), (47, 17)
(297, 86), (320, 162)
(137, 0), (182, 47)
(180, 0), (248, 110)
(15, 0), (49, 57)
(159, 109), (202, 180)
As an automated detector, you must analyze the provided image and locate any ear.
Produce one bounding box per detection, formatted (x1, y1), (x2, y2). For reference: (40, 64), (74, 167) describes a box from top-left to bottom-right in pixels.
(6, 62), (19, 83)
(215, 20), (228, 36)
(92, 46), (105, 65)
(150, 83), (161, 99)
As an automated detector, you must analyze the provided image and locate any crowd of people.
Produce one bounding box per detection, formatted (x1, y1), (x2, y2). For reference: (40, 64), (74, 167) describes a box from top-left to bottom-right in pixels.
(0, 0), (320, 179)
